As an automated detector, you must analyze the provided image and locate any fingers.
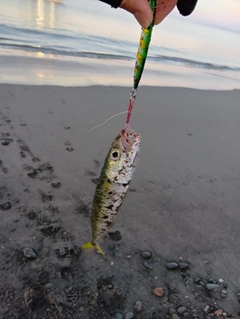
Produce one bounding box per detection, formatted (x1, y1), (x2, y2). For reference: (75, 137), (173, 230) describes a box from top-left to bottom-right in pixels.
(154, 0), (178, 25)
(120, 0), (153, 28)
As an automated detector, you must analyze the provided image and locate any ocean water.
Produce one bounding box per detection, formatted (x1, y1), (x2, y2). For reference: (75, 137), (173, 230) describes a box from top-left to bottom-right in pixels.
(0, 0), (240, 89)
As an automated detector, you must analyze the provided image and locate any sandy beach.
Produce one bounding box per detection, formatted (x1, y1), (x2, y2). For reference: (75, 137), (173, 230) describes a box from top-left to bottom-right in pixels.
(0, 84), (240, 318)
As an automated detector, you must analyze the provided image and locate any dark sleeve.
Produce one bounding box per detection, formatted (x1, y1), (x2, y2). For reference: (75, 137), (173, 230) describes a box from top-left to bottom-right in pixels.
(99, 0), (122, 9)
(177, 0), (198, 16)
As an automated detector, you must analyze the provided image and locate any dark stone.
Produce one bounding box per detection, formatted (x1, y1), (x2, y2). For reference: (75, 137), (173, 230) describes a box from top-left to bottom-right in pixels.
(166, 262), (179, 270)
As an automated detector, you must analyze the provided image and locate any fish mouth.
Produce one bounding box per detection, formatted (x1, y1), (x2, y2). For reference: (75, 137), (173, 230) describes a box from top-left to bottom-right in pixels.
(120, 125), (141, 150)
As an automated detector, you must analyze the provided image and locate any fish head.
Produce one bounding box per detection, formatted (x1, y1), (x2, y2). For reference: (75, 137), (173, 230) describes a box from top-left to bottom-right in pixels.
(105, 126), (141, 184)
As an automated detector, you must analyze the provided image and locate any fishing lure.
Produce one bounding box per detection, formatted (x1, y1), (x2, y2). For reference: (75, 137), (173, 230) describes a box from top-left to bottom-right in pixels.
(82, 126), (141, 255)
(124, 0), (157, 129)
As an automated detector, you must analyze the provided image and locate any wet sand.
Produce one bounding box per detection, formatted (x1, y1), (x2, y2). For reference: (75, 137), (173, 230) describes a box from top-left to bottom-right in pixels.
(0, 84), (240, 318)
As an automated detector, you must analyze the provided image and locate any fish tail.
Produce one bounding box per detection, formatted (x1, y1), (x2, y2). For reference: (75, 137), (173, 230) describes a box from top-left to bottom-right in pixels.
(81, 241), (105, 256)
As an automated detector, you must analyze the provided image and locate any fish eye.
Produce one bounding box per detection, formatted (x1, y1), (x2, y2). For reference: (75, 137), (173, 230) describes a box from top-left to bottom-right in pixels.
(110, 149), (120, 160)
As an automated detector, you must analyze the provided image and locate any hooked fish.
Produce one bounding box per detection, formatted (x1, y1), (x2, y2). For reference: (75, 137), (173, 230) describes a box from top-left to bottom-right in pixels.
(82, 125), (141, 255)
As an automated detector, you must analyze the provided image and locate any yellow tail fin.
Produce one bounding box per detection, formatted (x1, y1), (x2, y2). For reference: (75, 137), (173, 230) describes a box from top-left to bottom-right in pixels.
(82, 241), (105, 256)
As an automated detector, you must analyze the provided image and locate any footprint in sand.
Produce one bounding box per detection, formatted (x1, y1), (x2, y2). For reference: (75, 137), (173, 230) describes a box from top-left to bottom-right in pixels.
(64, 140), (74, 152)
(38, 189), (53, 202)
(0, 159), (9, 174)
(16, 138), (40, 162)
(0, 138), (13, 146)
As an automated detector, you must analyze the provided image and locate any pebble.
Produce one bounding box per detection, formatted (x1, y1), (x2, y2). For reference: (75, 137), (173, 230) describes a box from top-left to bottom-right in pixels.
(219, 278), (224, 283)
(206, 283), (219, 291)
(207, 278), (215, 283)
(166, 262), (179, 270)
(115, 314), (123, 319)
(204, 305), (210, 313)
(172, 314), (181, 319)
(23, 247), (37, 259)
(153, 287), (164, 297)
(221, 289), (227, 295)
(177, 306), (186, 314)
(141, 250), (152, 259)
(222, 312), (227, 317)
(169, 307), (176, 314)
(125, 312), (134, 319)
(143, 261), (153, 270)
(127, 255), (132, 259)
(134, 301), (142, 312)
(179, 262), (189, 270)
(194, 277), (201, 284)
(214, 309), (223, 316)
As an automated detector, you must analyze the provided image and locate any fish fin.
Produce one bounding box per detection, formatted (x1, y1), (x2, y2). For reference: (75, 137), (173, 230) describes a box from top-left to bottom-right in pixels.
(95, 243), (105, 256)
(81, 241), (105, 256)
(82, 241), (94, 250)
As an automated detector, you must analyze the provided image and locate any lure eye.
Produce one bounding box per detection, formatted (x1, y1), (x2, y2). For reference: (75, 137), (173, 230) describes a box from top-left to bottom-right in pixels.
(110, 149), (120, 160)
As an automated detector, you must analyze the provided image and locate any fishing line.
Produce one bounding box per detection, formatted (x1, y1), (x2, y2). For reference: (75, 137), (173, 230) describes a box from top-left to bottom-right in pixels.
(82, 111), (128, 137)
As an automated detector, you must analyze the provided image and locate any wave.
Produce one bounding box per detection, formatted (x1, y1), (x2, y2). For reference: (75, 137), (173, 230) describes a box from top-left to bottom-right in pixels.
(149, 55), (240, 72)
(0, 23), (239, 73)
(1, 41), (239, 73)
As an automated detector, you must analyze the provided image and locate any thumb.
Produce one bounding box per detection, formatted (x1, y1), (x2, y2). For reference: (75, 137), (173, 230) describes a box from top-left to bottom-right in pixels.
(120, 0), (153, 28)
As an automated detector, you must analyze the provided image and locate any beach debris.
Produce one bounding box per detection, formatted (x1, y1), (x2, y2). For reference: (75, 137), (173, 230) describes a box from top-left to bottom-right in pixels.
(153, 287), (164, 297)
(108, 230), (122, 241)
(23, 247), (37, 259)
(0, 201), (12, 211)
(82, 125), (141, 255)
(134, 301), (142, 312)
(166, 262), (179, 270)
(64, 125), (70, 129)
(66, 147), (74, 152)
(141, 250), (152, 259)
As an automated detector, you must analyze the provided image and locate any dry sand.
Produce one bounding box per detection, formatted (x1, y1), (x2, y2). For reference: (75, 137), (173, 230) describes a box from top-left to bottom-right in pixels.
(0, 84), (240, 319)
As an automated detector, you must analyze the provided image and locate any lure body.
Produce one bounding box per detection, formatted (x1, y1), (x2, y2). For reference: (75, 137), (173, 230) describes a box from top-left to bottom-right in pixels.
(82, 126), (141, 254)
(134, 19), (154, 89)
(125, 0), (156, 128)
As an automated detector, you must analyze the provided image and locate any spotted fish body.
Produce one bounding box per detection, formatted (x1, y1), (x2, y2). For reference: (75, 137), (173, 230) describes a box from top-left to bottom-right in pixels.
(82, 126), (141, 254)
(133, 0), (156, 90)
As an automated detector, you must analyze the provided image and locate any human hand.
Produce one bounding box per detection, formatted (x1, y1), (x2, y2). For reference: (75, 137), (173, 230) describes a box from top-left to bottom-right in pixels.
(120, 0), (198, 28)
